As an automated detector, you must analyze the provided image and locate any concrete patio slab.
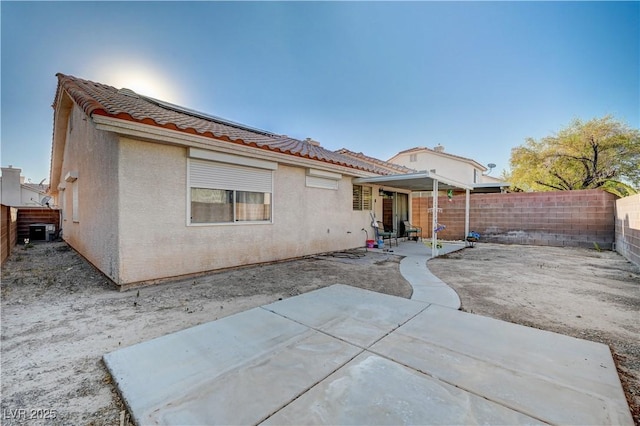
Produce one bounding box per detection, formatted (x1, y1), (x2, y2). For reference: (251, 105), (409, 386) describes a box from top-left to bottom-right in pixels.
(371, 304), (632, 425)
(103, 307), (362, 425)
(104, 285), (633, 425)
(262, 284), (428, 348)
(263, 352), (542, 425)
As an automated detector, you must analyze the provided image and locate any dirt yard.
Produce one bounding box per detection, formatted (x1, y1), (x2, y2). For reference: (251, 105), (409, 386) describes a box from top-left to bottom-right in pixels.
(1, 241), (638, 425)
(429, 243), (640, 425)
(0, 242), (410, 425)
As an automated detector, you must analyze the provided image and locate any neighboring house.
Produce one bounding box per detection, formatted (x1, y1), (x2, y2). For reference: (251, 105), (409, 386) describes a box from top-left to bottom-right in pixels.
(388, 145), (509, 193)
(49, 74), (421, 287)
(335, 148), (417, 175)
(1, 166), (49, 207)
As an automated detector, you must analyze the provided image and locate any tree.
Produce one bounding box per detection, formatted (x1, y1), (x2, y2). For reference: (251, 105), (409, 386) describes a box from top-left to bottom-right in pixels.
(508, 116), (640, 194)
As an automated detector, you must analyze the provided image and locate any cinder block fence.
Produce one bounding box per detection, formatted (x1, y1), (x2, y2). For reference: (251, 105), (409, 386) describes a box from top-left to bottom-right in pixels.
(412, 189), (617, 250)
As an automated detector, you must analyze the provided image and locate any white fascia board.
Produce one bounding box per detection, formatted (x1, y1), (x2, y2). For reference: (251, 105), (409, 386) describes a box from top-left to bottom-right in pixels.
(354, 171), (474, 191)
(474, 182), (511, 188)
(92, 115), (372, 178)
(189, 147), (277, 170)
(306, 168), (342, 180)
(428, 171), (474, 190)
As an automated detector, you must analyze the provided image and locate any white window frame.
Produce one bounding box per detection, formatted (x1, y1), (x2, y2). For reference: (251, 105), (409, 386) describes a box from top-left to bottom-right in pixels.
(187, 150), (277, 226)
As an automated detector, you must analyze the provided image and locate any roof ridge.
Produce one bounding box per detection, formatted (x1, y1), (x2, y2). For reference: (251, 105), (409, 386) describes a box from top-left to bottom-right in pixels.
(392, 145), (485, 169)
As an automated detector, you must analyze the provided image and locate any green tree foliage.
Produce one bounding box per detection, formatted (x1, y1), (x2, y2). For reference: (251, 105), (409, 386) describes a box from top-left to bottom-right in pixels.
(509, 116), (640, 194)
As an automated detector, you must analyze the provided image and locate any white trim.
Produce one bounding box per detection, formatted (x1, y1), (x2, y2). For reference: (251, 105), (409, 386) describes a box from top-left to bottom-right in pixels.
(306, 168), (341, 180)
(189, 147), (277, 170)
(64, 171), (78, 182)
(306, 176), (339, 190)
(353, 171), (473, 191)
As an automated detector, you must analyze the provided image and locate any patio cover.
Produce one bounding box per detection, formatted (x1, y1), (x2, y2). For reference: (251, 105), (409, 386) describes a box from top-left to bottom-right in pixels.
(353, 171), (473, 257)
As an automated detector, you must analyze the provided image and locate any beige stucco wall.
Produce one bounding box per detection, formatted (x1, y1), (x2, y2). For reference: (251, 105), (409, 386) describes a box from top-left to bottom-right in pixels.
(116, 138), (388, 285)
(57, 105), (120, 281)
(52, 114), (412, 286)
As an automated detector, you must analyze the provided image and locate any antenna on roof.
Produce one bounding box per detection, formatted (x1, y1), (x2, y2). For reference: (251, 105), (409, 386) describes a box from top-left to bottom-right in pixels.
(486, 163), (496, 175)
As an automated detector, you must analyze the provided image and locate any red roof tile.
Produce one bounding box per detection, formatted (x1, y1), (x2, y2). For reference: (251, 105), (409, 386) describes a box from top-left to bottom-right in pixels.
(54, 73), (396, 175)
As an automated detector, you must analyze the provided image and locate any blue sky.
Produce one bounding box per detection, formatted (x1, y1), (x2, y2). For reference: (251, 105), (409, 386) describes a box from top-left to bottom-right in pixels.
(2, 1), (638, 183)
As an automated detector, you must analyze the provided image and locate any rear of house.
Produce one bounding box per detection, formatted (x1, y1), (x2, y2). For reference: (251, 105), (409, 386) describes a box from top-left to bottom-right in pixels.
(49, 74), (413, 287)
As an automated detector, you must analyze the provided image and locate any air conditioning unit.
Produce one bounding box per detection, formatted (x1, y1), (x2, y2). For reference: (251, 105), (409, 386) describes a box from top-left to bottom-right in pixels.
(29, 223), (57, 242)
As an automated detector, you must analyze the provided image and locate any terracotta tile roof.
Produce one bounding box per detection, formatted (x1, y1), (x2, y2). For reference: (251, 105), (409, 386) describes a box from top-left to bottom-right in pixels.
(335, 148), (416, 174)
(54, 73), (395, 175)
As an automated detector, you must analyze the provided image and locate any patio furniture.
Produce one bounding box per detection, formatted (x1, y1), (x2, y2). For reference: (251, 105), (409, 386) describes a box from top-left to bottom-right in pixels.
(402, 220), (422, 242)
(466, 231), (480, 248)
(375, 221), (398, 247)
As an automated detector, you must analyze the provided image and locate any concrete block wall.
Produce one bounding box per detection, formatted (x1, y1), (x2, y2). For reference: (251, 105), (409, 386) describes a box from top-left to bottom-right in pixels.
(615, 194), (640, 267)
(1, 205), (18, 264)
(412, 189), (617, 249)
(16, 208), (61, 243)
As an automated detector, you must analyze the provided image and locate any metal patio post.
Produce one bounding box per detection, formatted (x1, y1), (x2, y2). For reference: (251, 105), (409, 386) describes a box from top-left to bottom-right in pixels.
(465, 188), (470, 240)
(432, 179), (438, 258)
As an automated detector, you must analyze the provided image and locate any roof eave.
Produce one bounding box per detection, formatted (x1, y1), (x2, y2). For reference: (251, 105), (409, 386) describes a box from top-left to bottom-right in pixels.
(92, 115), (377, 178)
(49, 88), (74, 193)
(353, 171), (474, 191)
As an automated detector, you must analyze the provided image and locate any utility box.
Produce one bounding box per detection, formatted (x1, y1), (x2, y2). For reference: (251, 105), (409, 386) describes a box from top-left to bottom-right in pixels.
(29, 223), (56, 241)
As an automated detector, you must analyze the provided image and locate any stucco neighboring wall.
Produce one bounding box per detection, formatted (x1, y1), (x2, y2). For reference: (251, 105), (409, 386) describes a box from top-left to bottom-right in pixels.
(391, 151), (481, 184)
(56, 105), (120, 281)
(116, 138), (379, 285)
(0, 167), (47, 207)
(615, 194), (640, 267)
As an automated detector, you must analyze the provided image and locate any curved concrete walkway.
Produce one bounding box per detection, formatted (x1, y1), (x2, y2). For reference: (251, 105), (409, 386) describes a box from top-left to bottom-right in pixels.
(392, 240), (465, 309)
(104, 242), (634, 425)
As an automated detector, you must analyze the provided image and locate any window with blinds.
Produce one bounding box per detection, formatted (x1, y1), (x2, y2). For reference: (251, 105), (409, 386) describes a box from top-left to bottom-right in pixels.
(188, 158), (273, 224)
(353, 185), (372, 211)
